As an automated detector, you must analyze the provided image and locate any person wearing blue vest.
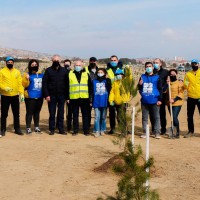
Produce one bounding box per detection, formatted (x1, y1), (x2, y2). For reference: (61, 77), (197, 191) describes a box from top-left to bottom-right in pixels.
(138, 62), (162, 139)
(66, 60), (92, 136)
(92, 68), (111, 137)
(22, 59), (44, 134)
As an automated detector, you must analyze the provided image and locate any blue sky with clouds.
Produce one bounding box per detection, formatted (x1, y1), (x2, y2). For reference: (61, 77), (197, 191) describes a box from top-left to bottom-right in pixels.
(0, 0), (199, 59)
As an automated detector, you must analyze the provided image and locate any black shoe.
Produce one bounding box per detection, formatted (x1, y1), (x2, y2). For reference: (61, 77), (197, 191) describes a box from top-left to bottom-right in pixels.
(49, 130), (55, 135)
(108, 129), (115, 135)
(15, 129), (24, 135)
(59, 130), (67, 135)
(72, 132), (78, 136)
(84, 133), (90, 136)
(1, 130), (6, 136)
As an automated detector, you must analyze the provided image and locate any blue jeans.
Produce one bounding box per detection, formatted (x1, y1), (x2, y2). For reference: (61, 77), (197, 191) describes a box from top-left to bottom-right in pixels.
(94, 107), (107, 133)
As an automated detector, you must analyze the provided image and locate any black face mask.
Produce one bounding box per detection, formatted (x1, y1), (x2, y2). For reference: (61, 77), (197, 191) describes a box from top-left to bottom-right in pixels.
(192, 65), (198, 71)
(89, 63), (96, 68)
(170, 76), (177, 82)
(7, 64), (13, 69)
(52, 61), (60, 69)
(29, 66), (38, 73)
(64, 64), (70, 69)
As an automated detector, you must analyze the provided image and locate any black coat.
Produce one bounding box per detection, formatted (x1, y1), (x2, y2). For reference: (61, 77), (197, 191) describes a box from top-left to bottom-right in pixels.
(42, 65), (67, 98)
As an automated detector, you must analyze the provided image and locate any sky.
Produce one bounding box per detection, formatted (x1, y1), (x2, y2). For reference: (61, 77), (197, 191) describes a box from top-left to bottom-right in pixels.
(0, 0), (200, 60)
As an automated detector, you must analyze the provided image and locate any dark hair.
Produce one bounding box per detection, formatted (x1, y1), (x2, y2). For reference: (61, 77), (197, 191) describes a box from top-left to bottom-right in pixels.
(110, 55), (118, 60)
(169, 69), (177, 75)
(97, 68), (107, 74)
(145, 61), (153, 67)
(28, 59), (39, 70)
(64, 59), (71, 65)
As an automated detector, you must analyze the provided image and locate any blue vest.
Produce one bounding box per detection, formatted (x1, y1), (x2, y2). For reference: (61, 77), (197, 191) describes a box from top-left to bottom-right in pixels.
(92, 79), (108, 108)
(27, 74), (44, 98)
(140, 74), (160, 104)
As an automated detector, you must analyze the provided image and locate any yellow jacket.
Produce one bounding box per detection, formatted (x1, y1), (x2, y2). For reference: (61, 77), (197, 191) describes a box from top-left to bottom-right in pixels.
(0, 67), (24, 96)
(166, 80), (184, 106)
(183, 69), (200, 99)
(109, 80), (130, 105)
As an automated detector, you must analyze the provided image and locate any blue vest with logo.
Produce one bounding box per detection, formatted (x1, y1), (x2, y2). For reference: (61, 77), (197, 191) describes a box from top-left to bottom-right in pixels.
(140, 74), (160, 104)
(27, 74), (44, 98)
(92, 79), (108, 108)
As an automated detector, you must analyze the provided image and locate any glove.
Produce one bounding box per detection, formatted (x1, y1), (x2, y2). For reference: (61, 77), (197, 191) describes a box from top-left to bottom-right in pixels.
(5, 87), (13, 92)
(110, 102), (115, 106)
(20, 94), (25, 102)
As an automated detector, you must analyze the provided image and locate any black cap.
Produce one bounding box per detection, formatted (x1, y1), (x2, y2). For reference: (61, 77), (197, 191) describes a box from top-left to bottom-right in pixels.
(89, 57), (97, 62)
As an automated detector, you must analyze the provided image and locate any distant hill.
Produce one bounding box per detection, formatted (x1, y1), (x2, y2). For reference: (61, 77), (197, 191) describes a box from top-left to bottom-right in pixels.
(0, 47), (68, 61)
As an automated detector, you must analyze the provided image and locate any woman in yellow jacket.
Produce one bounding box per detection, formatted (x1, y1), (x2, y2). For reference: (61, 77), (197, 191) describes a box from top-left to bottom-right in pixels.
(165, 69), (184, 138)
(109, 69), (130, 133)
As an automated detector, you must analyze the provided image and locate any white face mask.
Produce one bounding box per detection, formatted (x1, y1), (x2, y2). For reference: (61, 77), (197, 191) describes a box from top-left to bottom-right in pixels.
(97, 73), (104, 77)
(116, 75), (122, 80)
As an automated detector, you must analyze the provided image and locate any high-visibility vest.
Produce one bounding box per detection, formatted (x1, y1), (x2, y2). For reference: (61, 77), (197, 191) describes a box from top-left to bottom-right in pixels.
(69, 71), (89, 99)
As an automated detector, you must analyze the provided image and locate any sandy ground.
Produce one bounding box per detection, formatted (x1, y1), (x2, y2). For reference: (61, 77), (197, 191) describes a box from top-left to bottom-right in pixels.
(1, 95), (200, 200)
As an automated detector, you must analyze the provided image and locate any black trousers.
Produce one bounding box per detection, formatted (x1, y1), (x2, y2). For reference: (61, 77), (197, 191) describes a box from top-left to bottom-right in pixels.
(187, 97), (200, 133)
(66, 101), (73, 130)
(1, 95), (20, 131)
(70, 98), (89, 133)
(48, 95), (65, 132)
(109, 104), (119, 130)
(25, 98), (43, 128)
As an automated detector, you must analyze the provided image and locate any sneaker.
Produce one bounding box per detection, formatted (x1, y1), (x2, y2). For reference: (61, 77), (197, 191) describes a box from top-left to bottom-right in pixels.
(100, 132), (105, 136)
(184, 132), (194, 138)
(155, 134), (161, 139)
(26, 128), (32, 135)
(35, 127), (42, 133)
(1, 130), (6, 136)
(108, 129), (115, 135)
(140, 134), (146, 139)
(94, 132), (100, 137)
(15, 129), (24, 135)
(0, 134), (2, 138)
(49, 130), (55, 135)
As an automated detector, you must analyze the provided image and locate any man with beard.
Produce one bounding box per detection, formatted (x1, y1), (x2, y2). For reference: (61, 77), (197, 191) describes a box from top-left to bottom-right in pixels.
(42, 55), (67, 135)
(183, 59), (200, 138)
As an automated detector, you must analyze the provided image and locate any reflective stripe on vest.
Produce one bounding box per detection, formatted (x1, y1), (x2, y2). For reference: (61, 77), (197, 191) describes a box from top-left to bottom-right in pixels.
(69, 71), (89, 99)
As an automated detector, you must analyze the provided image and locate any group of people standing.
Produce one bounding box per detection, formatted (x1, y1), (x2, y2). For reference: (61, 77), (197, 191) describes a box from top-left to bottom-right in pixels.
(0, 55), (200, 139)
(138, 58), (200, 139)
(0, 55), (130, 138)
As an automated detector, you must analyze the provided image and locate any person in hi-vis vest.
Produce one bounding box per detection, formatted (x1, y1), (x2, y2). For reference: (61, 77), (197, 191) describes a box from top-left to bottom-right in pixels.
(66, 60), (92, 136)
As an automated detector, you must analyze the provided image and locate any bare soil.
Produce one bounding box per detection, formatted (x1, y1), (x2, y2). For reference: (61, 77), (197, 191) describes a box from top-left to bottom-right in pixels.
(1, 95), (200, 200)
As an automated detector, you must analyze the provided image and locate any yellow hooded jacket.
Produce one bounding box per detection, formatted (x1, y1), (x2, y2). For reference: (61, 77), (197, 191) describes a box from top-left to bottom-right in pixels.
(183, 69), (200, 99)
(109, 79), (130, 105)
(0, 67), (24, 96)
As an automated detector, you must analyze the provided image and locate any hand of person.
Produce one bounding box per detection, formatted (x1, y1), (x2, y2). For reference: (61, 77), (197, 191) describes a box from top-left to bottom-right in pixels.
(67, 100), (70, 104)
(167, 76), (170, 84)
(20, 94), (25, 102)
(139, 79), (143, 85)
(110, 102), (115, 106)
(46, 96), (51, 102)
(26, 73), (30, 79)
(5, 87), (13, 92)
(169, 99), (174, 103)
(157, 101), (162, 106)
